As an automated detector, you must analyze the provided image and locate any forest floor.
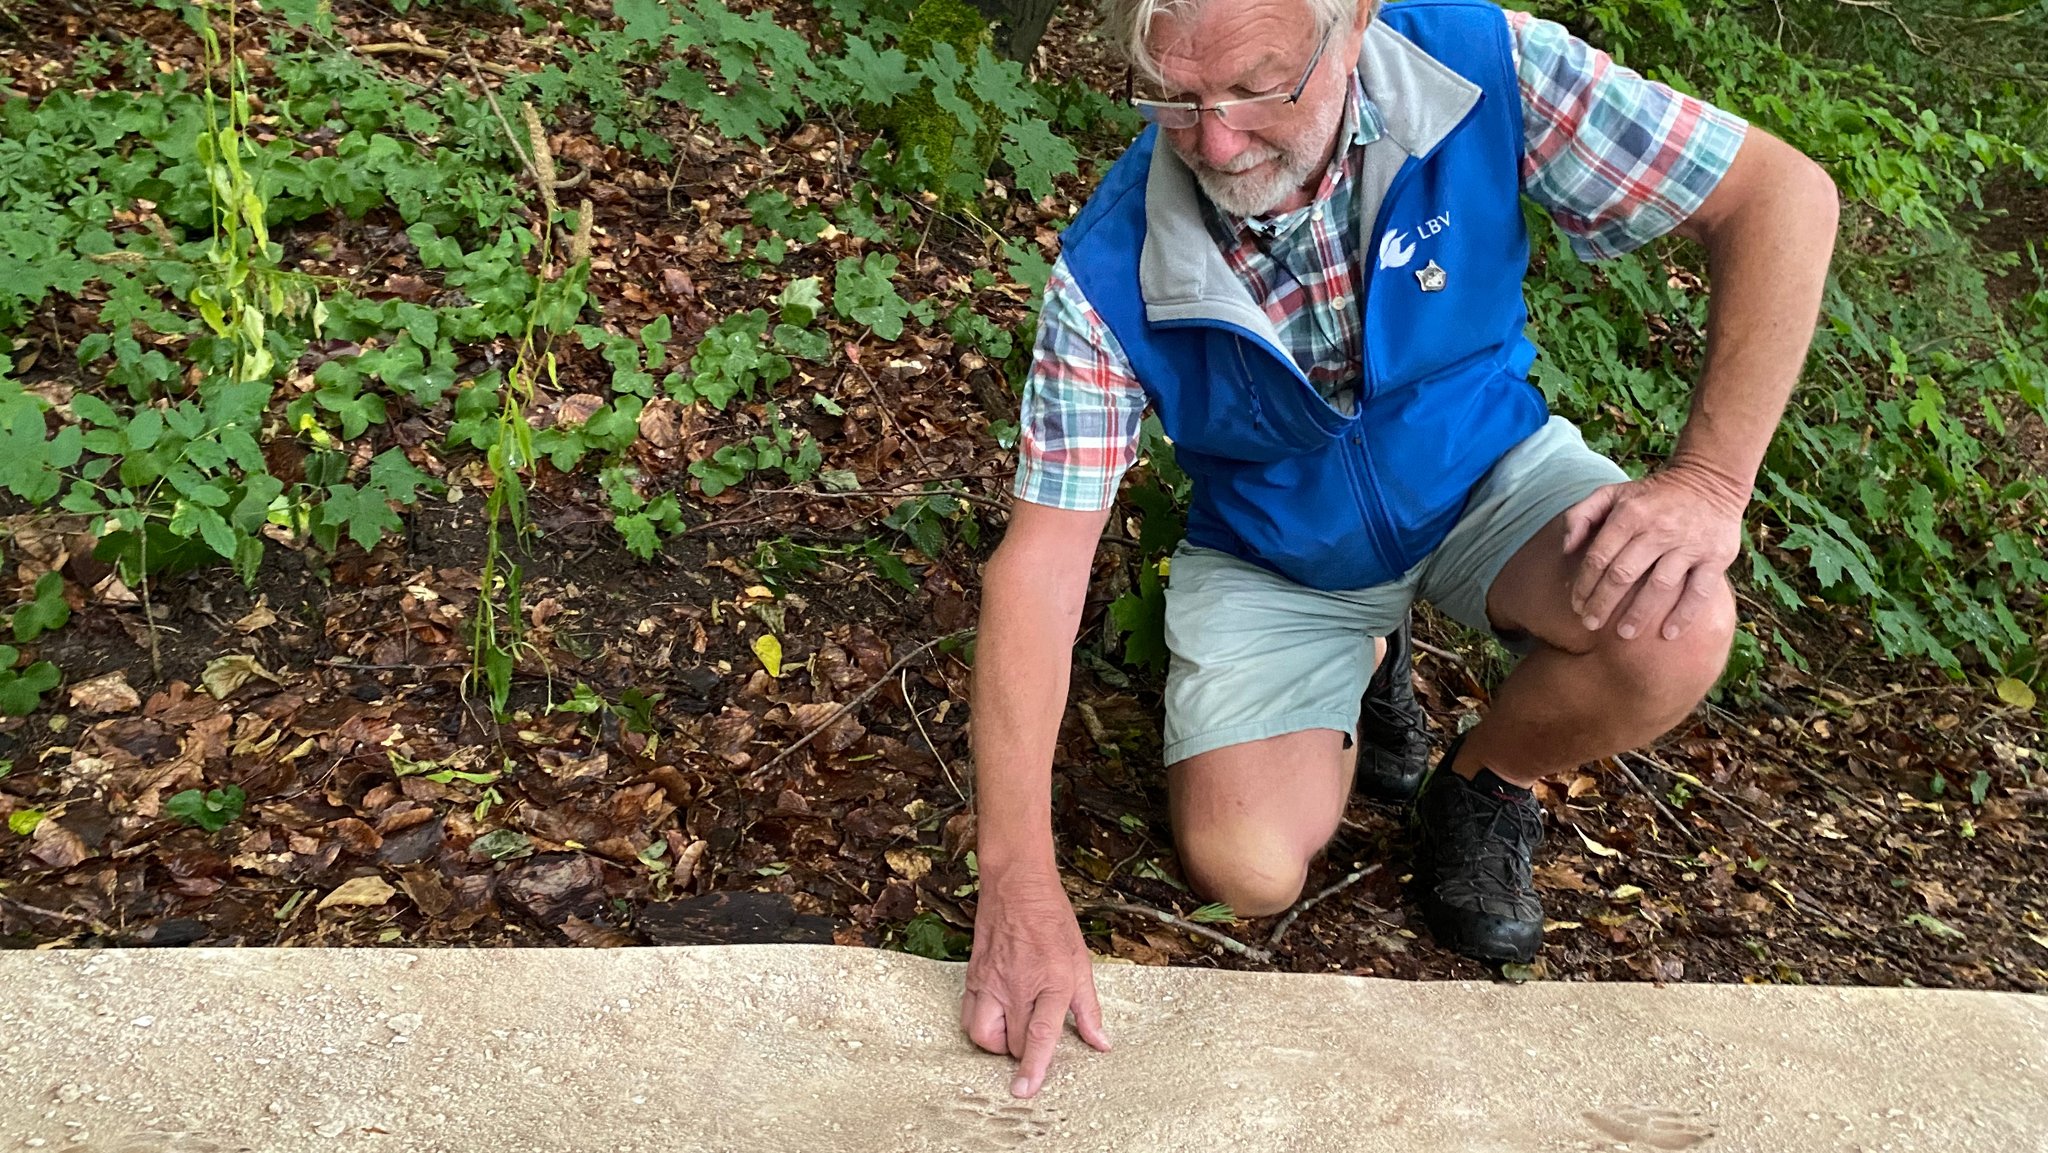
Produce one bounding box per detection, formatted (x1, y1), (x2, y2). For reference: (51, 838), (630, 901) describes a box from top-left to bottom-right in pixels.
(2, 0), (2045, 993)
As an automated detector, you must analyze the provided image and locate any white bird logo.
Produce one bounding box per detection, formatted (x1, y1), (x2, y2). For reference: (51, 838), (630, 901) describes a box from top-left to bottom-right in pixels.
(1377, 228), (1415, 269)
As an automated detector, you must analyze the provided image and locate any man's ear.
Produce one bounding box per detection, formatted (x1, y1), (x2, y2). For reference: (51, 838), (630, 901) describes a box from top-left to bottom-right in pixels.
(1352, 0), (1372, 36)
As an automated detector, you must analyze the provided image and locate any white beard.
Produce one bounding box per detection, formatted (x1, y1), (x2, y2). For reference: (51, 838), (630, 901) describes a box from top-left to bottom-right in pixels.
(1179, 93), (1346, 219)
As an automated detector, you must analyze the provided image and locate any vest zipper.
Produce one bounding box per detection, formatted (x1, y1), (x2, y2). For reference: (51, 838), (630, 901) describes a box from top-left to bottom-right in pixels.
(1227, 329), (1400, 580)
(1344, 100), (1487, 577)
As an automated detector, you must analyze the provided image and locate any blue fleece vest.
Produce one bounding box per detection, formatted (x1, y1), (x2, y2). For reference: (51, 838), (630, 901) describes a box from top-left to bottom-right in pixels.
(1060, 0), (1546, 591)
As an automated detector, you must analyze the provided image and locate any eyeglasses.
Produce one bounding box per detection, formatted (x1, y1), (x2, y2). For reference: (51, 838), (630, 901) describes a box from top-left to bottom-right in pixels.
(1129, 25), (1334, 132)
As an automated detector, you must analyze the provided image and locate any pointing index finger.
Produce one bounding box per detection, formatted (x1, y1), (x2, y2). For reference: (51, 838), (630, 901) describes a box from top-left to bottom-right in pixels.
(1011, 989), (1068, 1099)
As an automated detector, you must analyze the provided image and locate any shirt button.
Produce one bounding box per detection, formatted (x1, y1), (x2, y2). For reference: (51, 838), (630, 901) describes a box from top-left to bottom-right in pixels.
(1311, 208), (1324, 222)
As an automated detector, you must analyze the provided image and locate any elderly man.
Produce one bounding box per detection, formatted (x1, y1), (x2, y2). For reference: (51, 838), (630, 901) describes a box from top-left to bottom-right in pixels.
(961, 0), (1838, 1097)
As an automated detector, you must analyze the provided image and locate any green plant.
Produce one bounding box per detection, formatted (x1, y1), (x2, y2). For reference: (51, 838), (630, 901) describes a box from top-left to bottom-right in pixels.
(896, 910), (971, 960)
(7, 571), (71, 645)
(1514, 0), (2048, 697)
(166, 784), (245, 832)
(0, 645), (60, 717)
(601, 466), (685, 559)
(464, 111), (592, 717)
(834, 254), (922, 340)
(680, 310), (792, 408)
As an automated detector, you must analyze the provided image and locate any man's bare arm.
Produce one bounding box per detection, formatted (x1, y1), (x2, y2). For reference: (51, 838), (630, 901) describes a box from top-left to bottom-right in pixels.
(1567, 127), (1840, 640)
(961, 499), (1115, 1098)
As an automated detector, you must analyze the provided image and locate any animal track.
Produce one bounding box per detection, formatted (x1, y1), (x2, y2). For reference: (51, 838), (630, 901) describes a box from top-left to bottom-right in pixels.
(1582, 1104), (1716, 1149)
(928, 1091), (1065, 1149)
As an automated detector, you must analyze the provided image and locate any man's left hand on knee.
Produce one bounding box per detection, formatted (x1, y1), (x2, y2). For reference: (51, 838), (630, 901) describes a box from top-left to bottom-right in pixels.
(1561, 465), (1747, 643)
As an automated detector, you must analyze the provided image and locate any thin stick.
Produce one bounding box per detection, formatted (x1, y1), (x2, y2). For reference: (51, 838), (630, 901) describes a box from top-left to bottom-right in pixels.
(1079, 900), (1273, 963)
(848, 353), (936, 473)
(1781, 757), (1897, 826)
(356, 41), (518, 77)
(750, 486), (1011, 512)
(742, 629), (974, 781)
(1267, 863), (1383, 946)
(1629, 750), (1798, 846)
(0, 895), (108, 930)
(459, 51), (538, 185)
(1610, 755), (1702, 849)
(1410, 638), (1467, 666)
(902, 668), (965, 804)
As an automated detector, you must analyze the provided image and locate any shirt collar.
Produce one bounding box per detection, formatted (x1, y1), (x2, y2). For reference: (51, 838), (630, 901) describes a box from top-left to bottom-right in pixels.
(1206, 71), (1386, 243)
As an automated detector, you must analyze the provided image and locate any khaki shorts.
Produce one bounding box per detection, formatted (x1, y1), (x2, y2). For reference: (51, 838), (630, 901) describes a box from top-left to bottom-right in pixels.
(1160, 416), (1627, 765)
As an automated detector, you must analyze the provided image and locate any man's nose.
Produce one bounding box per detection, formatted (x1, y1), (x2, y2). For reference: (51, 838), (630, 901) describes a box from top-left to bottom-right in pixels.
(1196, 114), (1251, 170)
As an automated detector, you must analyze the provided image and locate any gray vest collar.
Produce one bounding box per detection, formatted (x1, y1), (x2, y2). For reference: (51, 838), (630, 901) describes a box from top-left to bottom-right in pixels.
(1138, 20), (1484, 342)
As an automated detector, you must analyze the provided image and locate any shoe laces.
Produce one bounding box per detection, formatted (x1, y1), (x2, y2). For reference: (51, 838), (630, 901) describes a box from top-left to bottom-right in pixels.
(1436, 780), (1542, 884)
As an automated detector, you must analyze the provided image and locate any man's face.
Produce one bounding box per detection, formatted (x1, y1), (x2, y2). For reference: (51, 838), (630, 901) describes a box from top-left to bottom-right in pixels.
(1145, 0), (1360, 217)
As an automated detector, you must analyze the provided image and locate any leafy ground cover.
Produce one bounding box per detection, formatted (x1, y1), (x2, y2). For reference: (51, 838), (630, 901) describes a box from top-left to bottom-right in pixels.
(0, 0), (2044, 990)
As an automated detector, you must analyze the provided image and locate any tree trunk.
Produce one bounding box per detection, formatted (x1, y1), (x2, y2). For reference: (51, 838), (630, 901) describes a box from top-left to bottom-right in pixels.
(965, 0), (1063, 62)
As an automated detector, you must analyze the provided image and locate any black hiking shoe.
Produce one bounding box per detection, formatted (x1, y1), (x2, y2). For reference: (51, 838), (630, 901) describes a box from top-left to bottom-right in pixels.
(1356, 616), (1429, 803)
(1412, 733), (1545, 964)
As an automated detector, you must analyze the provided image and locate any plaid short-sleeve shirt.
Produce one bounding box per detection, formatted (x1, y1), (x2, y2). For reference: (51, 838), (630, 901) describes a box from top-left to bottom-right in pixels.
(1012, 9), (1749, 512)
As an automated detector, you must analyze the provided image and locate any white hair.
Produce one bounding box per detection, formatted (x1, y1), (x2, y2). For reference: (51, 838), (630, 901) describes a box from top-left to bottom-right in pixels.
(1104, 0), (1376, 86)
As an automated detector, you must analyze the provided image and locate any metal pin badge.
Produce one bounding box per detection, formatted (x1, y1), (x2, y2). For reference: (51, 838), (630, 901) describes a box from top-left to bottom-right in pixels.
(1415, 260), (1447, 293)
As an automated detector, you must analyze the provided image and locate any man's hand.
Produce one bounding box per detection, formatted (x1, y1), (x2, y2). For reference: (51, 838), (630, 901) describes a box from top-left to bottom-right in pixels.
(1562, 465), (1748, 641)
(960, 867), (1111, 1099)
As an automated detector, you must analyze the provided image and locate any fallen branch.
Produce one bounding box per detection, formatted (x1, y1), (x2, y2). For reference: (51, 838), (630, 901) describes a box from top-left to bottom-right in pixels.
(1080, 900), (1273, 964)
(1611, 755), (1703, 849)
(0, 895), (109, 931)
(1629, 750), (1789, 842)
(1783, 757), (1898, 827)
(1410, 637), (1467, 666)
(1267, 863), (1383, 946)
(901, 668), (965, 804)
(356, 41), (519, 77)
(742, 628), (974, 781)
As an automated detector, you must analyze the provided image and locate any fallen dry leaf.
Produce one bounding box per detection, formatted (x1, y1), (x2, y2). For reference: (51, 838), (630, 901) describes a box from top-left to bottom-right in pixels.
(232, 602), (278, 633)
(29, 819), (94, 869)
(561, 915), (637, 947)
(317, 875), (397, 910)
(884, 847), (932, 882)
(68, 672), (140, 715)
(201, 654), (281, 700)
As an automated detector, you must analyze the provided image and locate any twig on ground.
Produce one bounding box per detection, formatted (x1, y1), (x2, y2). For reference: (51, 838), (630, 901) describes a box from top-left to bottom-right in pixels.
(319, 659), (469, 673)
(1828, 684), (1950, 710)
(1268, 863), (1383, 946)
(1410, 637), (1466, 666)
(743, 629), (974, 781)
(1629, 750), (1787, 842)
(846, 350), (936, 473)
(460, 51), (542, 193)
(1782, 757), (1898, 826)
(1080, 900), (1274, 963)
(902, 668), (965, 804)
(356, 41), (519, 77)
(1610, 755), (1703, 849)
(0, 895), (108, 930)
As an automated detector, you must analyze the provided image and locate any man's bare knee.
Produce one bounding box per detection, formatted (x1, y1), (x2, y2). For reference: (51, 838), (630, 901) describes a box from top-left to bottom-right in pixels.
(1177, 834), (1309, 918)
(1597, 578), (1739, 721)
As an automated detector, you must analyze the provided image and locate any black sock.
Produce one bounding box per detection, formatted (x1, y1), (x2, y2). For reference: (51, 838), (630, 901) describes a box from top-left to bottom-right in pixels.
(1469, 766), (1532, 800)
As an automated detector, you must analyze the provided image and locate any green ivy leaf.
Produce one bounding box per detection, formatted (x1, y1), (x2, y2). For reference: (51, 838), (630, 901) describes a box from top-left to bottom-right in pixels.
(165, 785), (245, 833)
(368, 448), (437, 505)
(12, 571), (70, 643)
(614, 0), (675, 45)
(321, 484), (404, 551)
(777, 276), (824, 326)
(833, 254), (913, 340)
(0, 646), (59, 717)
(1001, 117), (1079, 200)
(837, 37), (921, 106)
